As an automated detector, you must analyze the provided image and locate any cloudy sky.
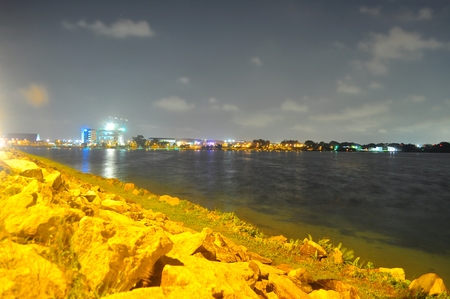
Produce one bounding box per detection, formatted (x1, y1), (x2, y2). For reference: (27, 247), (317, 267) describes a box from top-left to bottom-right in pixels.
(1, 0), (449, 144)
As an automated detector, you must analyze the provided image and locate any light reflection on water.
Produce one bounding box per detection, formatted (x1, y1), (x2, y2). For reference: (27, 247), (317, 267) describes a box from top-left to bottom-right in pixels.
(103, 149), (117, 178)
(20, 148), (450, 282)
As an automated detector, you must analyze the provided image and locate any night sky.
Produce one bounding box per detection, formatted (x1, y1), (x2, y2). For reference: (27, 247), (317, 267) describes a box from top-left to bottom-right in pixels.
(1, 0), (449, 143)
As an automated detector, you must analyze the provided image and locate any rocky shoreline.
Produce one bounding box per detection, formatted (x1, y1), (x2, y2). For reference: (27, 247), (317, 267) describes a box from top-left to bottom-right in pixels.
(0, 148), (448, 298)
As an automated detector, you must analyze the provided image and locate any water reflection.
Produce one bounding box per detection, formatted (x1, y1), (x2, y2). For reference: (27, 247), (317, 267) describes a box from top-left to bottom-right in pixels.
(103, 149), (117, 178)
(81, 148), (90, 173)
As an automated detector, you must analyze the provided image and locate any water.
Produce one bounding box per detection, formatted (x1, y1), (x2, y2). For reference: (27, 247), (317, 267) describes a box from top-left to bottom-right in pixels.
(20, 147), (450, 282)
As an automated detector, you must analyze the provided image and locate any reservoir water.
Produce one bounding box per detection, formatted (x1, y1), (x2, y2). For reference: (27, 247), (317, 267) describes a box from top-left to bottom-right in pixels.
(21, 147), (450, 282)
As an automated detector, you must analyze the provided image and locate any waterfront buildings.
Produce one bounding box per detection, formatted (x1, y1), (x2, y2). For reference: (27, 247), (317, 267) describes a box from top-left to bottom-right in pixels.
(81, 128), (97, 145)
(97, 118), (127, 146)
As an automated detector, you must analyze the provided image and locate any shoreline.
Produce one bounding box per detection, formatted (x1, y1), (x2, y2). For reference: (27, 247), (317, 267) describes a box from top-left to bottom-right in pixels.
(1, 148), (448, 298)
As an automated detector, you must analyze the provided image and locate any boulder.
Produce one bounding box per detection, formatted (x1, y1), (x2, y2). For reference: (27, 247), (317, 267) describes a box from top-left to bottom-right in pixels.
(0, 179), (39, 220)
(254, 260), (287, 279)
(159, 195), (180, 206)
(102, 285), (229, 299)
(123, 183), (135, 191)
(0, 150), (10, 160)
(288, 268), (314, 293)
(160, 255), (261, 299)
(269, 235), (288, 243)
(0, 239), (67, 299)
(248, 251), (273, 264)
(71, 216), (173, 292)
(268, 272), (309, 299)
(309, 289), (341, 299)
(331, 248), (344, 264)
(378, 267), (405, 281)
(168, 227), (212, 257)
(3, 159), (43, 179)
(4, 204), (84, 242)
(289, 268), (314, 285)
(299, 239), (327, 259)
(409, 273), (448, 296)
(44, 171), (63, 190)
(315, 280), (360, 299)
(101, 199), (130, 213)
(213, 232), (249, 262)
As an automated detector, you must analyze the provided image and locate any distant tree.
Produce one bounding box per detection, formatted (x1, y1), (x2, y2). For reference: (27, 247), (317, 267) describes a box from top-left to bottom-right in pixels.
(280, 140), (300, 148)
(132, 135), (147, 148)
(401, 143), (417, 152)
(304, 140), (316, 149)
(251, 139), (270, 149)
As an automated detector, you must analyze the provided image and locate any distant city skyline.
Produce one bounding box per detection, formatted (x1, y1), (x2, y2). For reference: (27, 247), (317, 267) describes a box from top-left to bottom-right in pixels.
(1, 1), (449, 144)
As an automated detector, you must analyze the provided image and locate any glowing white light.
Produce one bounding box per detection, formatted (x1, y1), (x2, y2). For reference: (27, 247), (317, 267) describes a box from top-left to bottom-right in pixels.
(105, 123), (115, 130)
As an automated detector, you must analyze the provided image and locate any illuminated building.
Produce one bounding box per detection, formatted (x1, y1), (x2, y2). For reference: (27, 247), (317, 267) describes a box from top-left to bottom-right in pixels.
(97, 117), (127, 146)
(81, 128), (97, 144)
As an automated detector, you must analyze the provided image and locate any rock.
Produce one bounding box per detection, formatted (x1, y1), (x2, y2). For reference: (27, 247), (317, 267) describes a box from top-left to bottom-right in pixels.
(254, 280), (277, 298)
(3, 159), (43, 179)
(4, 204), (84, 242)
(44, 171), (63, 190)
(378, 267), (405, 281)
(409, 273), (448, 296)
(168, 227), (212, 257)
(0, 150), (10, 160)
(309, 289), (341, 299)
(269, 235), (288, 243)
(159, 195), (180, 206)
(160, 255), (261, 299)
(268, 272), (309, 299)
(331, 248), (344, 264)
(98, 210), (146, 227)
(102, 285), (228, 299)
(213, 233), (249, 262)
(289, 268), (314, 283)
(315, 280), (360, 299)
(123, 183), (135, 191)
(254, 260), (287, 279)
(81, 190), (102, 204)
(101, 199), (130, 213)
(248, 251), (273, 264)
(299, 240), (327, 259)
(71, 216), (173, 292)
(0, 180), (38, 220)
(0, 239), (67, 299)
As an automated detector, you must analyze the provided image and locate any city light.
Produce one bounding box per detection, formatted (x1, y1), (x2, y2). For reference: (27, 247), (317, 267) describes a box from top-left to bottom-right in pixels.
(105, 123), (116, 130)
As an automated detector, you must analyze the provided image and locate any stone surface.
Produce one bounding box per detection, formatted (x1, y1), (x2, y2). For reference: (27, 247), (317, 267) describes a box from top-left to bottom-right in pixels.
(159, 194), (180, 206)
(71, 216), (173, 292)
(123, 183), (135, 191)
(0, 239), (67, 299)
(289, 268), (314, 284)
(102, 285), (230, 299)
(409, 273), (448, 296)
(160, 255), (261, 299)
(379, 267), (405, 281)
(0, 179), (39, 220)
(268, 272), (309, 299)
(3, 159), (43, 179)
(315, 280), (360, 299)
(300, 240), (327, 258)
(331, 248), (344, 264)
(44, 171), (63, 190)
(168, 227), (212, 257)
(4, 204), (84, 242)
(101, 199), (130, 213)
(309, 289), (342, 299)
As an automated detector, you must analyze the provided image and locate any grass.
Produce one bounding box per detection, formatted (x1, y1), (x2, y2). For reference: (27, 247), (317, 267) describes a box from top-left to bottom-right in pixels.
(2, 150), (449, 298)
